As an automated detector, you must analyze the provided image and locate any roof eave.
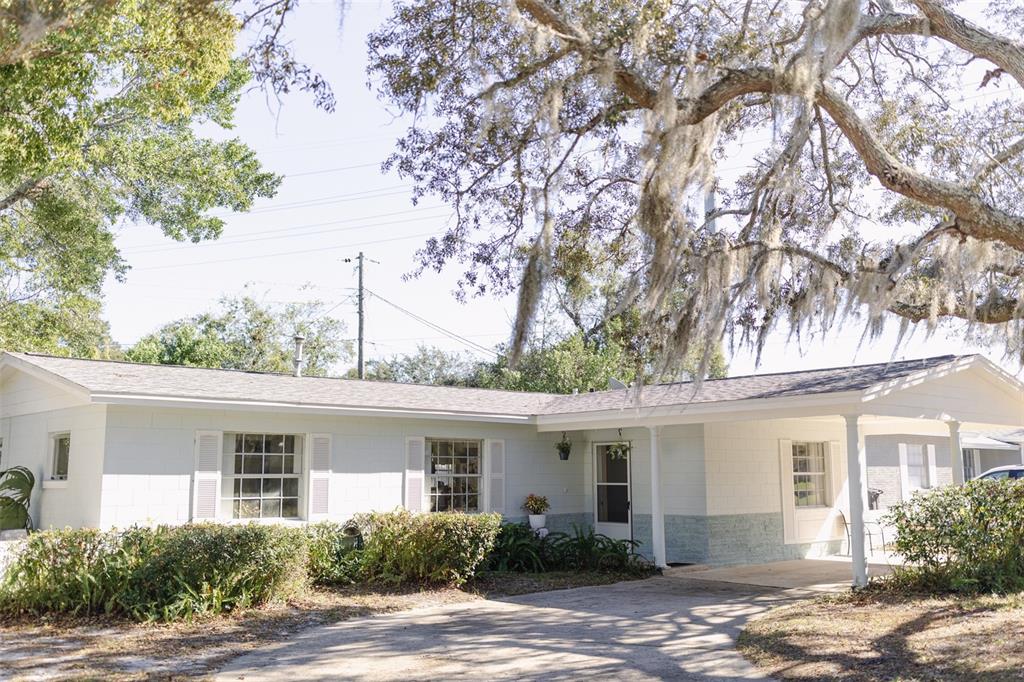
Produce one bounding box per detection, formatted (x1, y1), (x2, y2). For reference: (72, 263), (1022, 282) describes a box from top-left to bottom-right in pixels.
(535, 390), (865, 431)
(89, 392), (537, 424)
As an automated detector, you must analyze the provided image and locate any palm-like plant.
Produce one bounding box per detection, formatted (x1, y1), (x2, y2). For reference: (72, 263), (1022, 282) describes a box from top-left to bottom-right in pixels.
(0, 466), (35, 531)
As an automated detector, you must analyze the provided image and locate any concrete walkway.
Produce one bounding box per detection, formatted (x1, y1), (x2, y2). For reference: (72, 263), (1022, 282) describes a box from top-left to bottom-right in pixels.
(678, 556), (897, 591)
(218, 576), (807, 681)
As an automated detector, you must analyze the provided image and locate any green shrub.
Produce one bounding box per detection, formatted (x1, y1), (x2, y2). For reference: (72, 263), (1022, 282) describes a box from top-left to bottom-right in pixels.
(354, 510), (501, 586)
(306, 521), (363, 586)
(487, 522), (653, 575)
(0, 523), (309, 621)
(885, 479), (1024, 593)
(488, 522), (548, 572)
(547, 524), (651, 574)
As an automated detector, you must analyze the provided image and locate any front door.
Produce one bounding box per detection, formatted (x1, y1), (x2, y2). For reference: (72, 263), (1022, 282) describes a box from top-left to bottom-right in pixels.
(594, 443), (631, 540)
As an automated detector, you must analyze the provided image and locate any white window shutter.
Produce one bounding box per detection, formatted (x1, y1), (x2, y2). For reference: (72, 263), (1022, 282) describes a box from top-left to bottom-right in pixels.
(486, 439), (506, 514)
(308, 434), (332, 520)
(404, 437), (426, 512)
(827, 440), (843, 507)
(898, 443), (911, 500)
(926, 444), (938, 489)
(193, 431), (222, 520)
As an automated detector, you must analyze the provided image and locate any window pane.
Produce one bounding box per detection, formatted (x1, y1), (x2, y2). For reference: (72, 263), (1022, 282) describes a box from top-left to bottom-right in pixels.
(243, 434), (264, 453)
(454, 441), (467, 457)
(261, 499), (282, 518)
(234, 434), (245, 453)
(264, 455), (283, 474)
(283, 478), (299, 497)
(263, 478), (282, 497)
(466, 478), (479, 494)
(452, 477), (466, 494)
(234, 455), (244, 474)
(242, 455), (262, 474)
(265, 434), (285, 454)
(284, 435), (296, 454)
(467, 494), (479, 512)
(238, 499), (260, 518)
(283, 454), (295, 474)
(597, 448), (628, 483)
(54, 436), (70, 477)
(241, 479), (261, 497)
(451, 495), (466, 512)
(467, 457), (479, 475)
(455, 457), (469, 475)
(282, 498), (299, 518)
(597, 485), (629, 523)
(233, 479), (241, 496)
(431, 477), (452, 495)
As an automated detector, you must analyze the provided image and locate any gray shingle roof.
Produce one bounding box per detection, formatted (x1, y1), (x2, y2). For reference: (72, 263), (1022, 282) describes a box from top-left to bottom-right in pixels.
(6, 352), (968, 418)
(8, 353), (556, 416)
(542, 355), (967, 415)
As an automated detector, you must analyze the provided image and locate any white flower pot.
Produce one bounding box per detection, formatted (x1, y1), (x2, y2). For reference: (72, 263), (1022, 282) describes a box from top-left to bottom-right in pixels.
(528, 514), (547, 530)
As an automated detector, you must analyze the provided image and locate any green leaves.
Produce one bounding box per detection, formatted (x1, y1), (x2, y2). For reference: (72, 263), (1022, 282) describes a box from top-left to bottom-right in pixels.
(0, 466), (34, 531)
(124, 293), (352, 375)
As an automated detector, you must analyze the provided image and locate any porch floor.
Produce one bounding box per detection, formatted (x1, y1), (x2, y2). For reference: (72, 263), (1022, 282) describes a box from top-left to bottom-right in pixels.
(669, 554), (900, 592)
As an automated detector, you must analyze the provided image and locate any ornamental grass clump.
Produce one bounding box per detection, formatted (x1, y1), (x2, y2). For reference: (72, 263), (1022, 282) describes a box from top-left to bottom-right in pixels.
(354, 510), (501, 586)
(885, 479), (1024, 594)
(0, 524), (309, 621)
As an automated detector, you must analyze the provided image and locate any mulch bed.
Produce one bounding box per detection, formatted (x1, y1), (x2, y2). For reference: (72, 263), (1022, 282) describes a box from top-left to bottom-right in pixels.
(738, 589), (1024, 681)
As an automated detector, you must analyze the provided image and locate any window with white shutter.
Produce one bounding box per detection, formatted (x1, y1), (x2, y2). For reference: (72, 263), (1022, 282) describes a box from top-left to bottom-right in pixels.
(404, 437), (425, 512)
(193, 431), (223, 520)
(307, 434), (332, 520)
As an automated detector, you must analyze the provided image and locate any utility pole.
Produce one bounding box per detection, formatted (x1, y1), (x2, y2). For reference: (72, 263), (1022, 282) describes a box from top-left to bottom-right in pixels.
(344, 252), (373, 379)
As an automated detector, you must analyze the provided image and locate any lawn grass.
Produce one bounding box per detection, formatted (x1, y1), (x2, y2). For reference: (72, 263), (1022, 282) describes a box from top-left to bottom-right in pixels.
(0, 571), (646, 680)
(738, 588), (1024, 681)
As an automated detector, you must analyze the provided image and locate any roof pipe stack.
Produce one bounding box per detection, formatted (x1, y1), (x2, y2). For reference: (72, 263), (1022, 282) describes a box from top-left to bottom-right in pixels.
(293, 334), (306, 377)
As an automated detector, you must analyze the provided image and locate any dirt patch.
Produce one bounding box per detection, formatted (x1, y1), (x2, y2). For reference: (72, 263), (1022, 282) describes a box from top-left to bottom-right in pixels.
(738, 590), (1024, 681)
(0, 572), (644, 680)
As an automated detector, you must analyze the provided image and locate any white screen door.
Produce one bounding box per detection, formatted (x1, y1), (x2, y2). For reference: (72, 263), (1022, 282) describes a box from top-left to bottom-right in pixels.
(594, 443), (631, 540)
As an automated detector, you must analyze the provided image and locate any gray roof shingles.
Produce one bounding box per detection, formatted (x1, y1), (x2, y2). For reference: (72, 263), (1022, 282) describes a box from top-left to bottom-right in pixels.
(7, 352), (967, 418)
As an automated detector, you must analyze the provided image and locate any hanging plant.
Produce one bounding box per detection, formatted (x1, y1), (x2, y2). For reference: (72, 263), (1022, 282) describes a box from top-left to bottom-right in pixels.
(607, 429), (631, 460)
(555, 432), (572, 461)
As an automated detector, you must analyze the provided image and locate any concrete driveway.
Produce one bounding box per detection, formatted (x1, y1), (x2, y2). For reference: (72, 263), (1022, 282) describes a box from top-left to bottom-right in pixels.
(218, 575), (807, 681)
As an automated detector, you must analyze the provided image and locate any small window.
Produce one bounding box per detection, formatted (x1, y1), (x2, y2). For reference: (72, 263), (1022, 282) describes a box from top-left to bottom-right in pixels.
(792, 441), (828, 508)
(426, 439), (482, 512)
(905, 443), (930, 489)
(51, 434), (71, 480)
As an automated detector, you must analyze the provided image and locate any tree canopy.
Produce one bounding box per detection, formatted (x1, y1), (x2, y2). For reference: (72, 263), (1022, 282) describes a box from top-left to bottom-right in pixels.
(357, 325), (727, 393)
(125, 294), (352, 376)
(368, 0), (1024, 373)
(0, 0), (329, 356)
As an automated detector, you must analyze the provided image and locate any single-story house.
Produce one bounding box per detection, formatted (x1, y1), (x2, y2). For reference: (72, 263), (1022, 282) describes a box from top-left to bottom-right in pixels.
(2, 351), (1023, 586)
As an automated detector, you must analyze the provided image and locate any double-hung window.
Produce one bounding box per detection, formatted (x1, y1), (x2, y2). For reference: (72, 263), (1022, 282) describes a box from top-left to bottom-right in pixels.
(426, 438), (482, 512)
(905, 443), (930, 489)
(51, 433), (71, 480)
(792, 441), (828, 508)
(222, 433), (303, 519)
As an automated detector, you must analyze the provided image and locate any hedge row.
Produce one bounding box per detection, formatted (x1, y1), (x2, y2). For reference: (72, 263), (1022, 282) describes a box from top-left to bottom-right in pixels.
(0, 512), (502, 621)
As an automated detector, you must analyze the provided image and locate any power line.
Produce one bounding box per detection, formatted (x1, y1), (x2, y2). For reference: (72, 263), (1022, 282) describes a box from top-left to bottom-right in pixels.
(364, 287), (499, 358)
(283, 162), (382, 178)
(211, 185), (412, 217)
(125, 205), (448, 251)
(126, 209), (452, 255)
(132, 231), (439, 271)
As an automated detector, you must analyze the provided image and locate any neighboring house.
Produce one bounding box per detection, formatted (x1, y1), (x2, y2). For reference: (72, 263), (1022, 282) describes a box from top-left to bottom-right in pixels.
(2, 351), (1023, 585)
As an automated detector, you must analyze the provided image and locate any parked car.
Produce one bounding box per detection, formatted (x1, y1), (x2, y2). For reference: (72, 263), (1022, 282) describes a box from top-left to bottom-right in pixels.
(974, 465), (1024, 481)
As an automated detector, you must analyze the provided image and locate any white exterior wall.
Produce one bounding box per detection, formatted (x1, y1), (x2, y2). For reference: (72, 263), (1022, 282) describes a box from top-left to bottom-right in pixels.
(0, 368), (105, 529)
(101, 405), (580, 528)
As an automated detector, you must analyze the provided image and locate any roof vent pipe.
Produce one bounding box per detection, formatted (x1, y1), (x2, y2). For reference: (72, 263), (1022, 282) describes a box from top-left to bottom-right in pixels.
(292, 334), (306, 377)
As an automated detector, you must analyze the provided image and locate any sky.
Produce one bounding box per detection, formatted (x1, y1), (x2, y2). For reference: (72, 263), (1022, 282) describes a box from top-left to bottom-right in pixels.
(101, 0), (1011, 378)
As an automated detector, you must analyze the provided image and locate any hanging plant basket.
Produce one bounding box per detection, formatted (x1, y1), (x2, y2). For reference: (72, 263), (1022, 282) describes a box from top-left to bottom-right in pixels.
(607, 429), (630, 460)
(555, 432), (572, 461)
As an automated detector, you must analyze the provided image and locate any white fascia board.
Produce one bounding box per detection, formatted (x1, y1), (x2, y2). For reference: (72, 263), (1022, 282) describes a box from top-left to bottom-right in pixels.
(0, 353), (92, 402)
(88, 392), (535, 424)
(535, 390), (863, 432)
(860, 355), (977, 403)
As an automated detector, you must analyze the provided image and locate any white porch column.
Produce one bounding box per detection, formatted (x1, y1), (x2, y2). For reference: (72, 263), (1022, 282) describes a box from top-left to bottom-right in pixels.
(844, 415), (869, 588)
(947, 420), (965, 485)
(649, 425), (667, 568)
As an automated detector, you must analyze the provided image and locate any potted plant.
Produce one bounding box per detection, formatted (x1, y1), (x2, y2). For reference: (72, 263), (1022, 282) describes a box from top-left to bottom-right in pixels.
(607, 429), (631, 460)
(555, 432), (572, 461)
(522, 493), (550, 530)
